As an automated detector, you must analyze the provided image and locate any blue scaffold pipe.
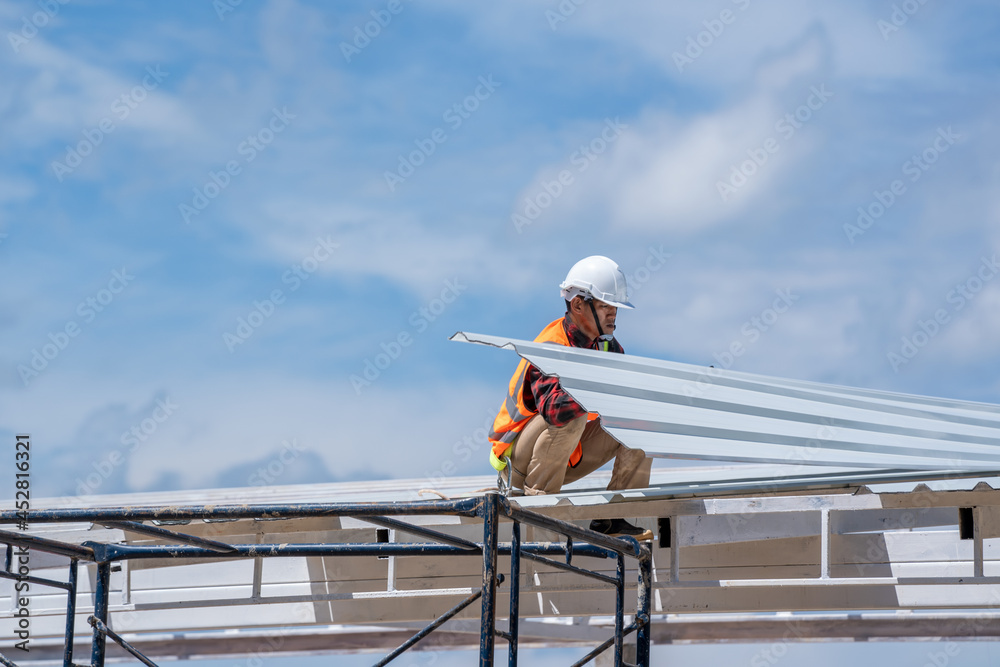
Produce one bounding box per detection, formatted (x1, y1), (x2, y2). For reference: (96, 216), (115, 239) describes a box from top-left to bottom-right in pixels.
(479, 492), (500, 666)
(63, 559), (79, 667)
(508, 520), (521, 667)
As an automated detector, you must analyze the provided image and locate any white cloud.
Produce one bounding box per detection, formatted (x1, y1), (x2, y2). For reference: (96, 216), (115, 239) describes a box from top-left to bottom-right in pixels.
(607, 98), (780, 232)
(1, 366), (502, 494)
(432, 1), (941, 84)
(625, 250), (871, 383)
(3, 39), (199, 150)
(526, 76), (832, 235)
(225, 197), (501, 301)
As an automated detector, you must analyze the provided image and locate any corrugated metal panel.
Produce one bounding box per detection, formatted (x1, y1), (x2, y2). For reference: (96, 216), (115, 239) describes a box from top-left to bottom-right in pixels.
(11, 467), (995, 515)
(8, 467), (998, 516)
(516, 467), (999, 509)
(452, 331), (1000, 473)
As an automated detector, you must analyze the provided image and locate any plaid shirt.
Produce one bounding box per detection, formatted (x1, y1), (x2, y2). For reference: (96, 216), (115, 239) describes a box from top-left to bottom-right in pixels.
(521, 315), (624, 427)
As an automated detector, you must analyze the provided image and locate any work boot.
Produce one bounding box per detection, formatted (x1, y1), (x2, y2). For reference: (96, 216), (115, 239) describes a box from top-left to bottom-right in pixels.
(589, 518), (653, 542)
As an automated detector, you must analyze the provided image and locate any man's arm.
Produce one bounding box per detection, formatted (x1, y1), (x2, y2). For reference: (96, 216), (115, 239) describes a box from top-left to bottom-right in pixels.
(525, 365), (587, 427)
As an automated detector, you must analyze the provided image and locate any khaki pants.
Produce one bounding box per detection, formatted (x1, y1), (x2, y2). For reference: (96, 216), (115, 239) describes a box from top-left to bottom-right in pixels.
(507, 414), (652, 495)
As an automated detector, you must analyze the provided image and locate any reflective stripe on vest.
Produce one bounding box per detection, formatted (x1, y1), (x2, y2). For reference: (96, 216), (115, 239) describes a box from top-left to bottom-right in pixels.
(489, 318), (590, 472)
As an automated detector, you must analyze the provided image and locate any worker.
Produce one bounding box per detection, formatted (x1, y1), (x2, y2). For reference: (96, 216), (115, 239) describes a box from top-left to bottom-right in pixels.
(488, 256), (653, 540)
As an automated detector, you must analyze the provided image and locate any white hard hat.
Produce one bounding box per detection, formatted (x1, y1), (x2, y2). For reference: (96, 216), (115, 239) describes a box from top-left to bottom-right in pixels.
(559, 256), (635, 309)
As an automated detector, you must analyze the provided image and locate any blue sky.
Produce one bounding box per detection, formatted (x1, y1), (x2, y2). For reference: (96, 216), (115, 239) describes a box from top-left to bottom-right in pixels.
(3, 0), (1000, 662)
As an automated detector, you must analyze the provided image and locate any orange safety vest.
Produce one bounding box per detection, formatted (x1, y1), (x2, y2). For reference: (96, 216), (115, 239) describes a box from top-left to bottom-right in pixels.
(488, 318), (601, 472)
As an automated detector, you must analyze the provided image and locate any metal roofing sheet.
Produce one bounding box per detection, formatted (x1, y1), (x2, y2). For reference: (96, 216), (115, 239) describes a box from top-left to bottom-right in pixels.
(452, 331), (1000, 473)
(10, 466), (993, 516)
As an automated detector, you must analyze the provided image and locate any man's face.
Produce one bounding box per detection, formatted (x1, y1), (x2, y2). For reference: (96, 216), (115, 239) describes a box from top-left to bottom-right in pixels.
(573, 297), (618, 339)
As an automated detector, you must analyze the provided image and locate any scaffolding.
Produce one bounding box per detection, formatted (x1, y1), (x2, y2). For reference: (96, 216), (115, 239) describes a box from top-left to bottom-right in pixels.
(8, 331), (1000, 664)
(0, 492), (651, 667)
(9, 473), (1000, 664)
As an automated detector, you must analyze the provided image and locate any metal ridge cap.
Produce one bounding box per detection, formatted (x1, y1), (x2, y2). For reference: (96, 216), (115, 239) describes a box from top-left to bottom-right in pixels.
(516, 469), (1000, 508)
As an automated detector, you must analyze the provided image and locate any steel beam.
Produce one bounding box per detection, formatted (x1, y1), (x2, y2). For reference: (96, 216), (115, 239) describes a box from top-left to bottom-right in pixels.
(374, 589), (483, 666)
(361, 515), (481, 552)
(614, 553), (625, 666)
(569, 619), (642, 667)
(519, 550), (617, 586)
(508, 520), (521, 667)
(0, 497), (482, 525)
(0, 529), (95, 561)
(503, 501), (647, 559)
(479, 493), (499, 666)
(0, 569), (74, 592)
(74, 539), (608, 563)
(637, 555), (651, 666)
(98, 520), (239, 553)
(89, 617), (158, 667)
(63, 559), (78, 667)
(90, 562), (111, 667)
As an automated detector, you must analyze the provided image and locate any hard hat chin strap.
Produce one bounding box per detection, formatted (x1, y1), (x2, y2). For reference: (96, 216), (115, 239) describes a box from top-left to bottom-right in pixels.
(587, 298), (613, 341)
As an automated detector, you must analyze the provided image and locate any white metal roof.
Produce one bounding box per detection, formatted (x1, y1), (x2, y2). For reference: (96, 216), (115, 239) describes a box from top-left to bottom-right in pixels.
(8, 474), (1000, 661)
(452, 331), (1000, 473)
(11, 465), (996, 519)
